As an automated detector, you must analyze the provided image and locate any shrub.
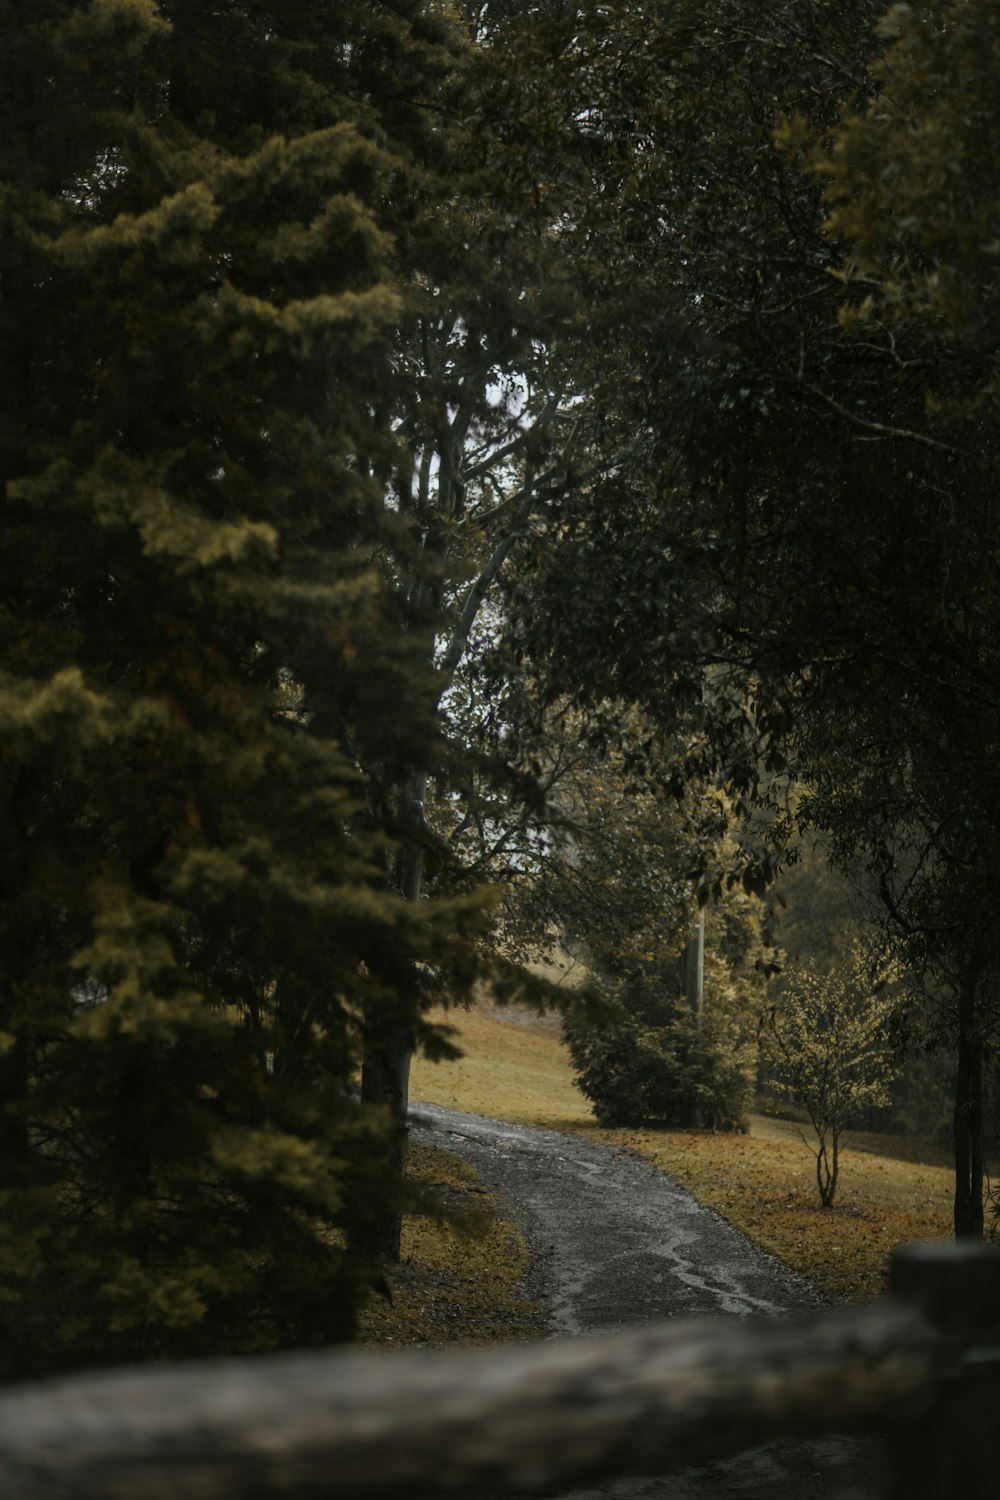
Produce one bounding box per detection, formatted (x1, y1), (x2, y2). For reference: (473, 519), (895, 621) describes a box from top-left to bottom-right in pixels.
(564, 951), (757, 1130)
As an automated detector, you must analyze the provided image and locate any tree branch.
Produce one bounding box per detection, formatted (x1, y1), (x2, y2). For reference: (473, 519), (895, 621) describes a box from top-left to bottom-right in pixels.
(793, 376), (969, 458)
(461, 387), (567, 486)
(438, 473), (546, 682)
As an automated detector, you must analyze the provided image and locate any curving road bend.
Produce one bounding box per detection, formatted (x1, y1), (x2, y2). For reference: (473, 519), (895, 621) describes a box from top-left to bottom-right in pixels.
(411, 1103), (886, 1500)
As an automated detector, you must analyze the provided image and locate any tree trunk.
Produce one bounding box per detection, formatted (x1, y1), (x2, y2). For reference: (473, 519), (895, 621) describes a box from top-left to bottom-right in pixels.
(354, 388), (563, 1263)
(357, 769), (427, 1264)
(683, 919), (704, 1017)
(358, 1018), (413, 1263)
(827, 1129), (840, 1208)
(953, 976), (984, 1239)
(816, 1130), (839, 1208)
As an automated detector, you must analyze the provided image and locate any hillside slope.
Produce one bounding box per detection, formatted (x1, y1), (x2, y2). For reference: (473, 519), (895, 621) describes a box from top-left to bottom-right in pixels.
(411, 999), (955, 1302)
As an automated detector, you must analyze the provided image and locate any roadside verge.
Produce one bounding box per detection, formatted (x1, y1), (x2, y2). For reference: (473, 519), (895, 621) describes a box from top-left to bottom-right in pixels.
(410, 999), (954, 1305)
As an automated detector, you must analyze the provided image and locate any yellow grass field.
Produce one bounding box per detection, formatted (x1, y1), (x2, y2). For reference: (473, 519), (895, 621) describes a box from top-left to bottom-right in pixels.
(411, 999), (586, 1130)
(411, 998), (957, 1303)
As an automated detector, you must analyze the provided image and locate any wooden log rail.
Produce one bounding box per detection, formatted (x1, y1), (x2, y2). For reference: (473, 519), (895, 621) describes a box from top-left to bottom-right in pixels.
(0, 1243), (995, 1499)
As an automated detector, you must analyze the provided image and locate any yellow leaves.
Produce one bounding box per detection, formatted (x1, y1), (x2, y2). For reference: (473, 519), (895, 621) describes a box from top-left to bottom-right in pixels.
(92, 0), (167, 22)
(764, 954), (898, 1153)
(218, 124), (385, 210)
(137, 500), (279, 574)
(170, 846), (248, 902)
(837, 295), (876, 334)
(70, 887), (231, 1043)
(212, 282), (405, 359)
(807, 0), (1000, 367)
(72, 986), (206, 1043)
(121, 458), (275, 571)
(100, 1251), (254, 1334)
(772, 112), (811, 154)
(0, 666), (150, 761)
(876, 3), (915, 41)
(55, 444), (279, 575)
(0, 1188), (60, 1290)
(210, 1126), (340, 1207)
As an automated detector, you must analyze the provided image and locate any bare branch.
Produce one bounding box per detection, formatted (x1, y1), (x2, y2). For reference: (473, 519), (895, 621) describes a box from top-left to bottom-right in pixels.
(461, 387), (567, 486)
(794, 377), (969, 458)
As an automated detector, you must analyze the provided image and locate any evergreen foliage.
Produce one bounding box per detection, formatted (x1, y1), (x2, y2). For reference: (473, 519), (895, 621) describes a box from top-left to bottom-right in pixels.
(6, 0), (1000, 1380)
(341, 1), (596, 1260)
(0, 0), (488, 1377)
(565, 891), (767, 1131)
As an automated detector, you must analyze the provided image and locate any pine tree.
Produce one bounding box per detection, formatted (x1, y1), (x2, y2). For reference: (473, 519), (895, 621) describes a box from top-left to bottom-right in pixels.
(343, 3), (588, 1260)
(0, 0), (487, 1377)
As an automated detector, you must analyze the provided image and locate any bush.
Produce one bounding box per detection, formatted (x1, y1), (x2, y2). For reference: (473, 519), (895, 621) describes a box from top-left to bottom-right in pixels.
(564, 959), (756, 1130)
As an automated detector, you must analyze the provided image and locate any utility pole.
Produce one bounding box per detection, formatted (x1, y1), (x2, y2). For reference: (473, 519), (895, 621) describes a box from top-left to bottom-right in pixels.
(683, 916), (705, 1128)
(684, 916), (704, 1018)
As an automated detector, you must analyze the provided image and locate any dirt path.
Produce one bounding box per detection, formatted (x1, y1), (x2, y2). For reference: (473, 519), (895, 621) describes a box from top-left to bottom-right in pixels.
(412, 1102), (887, 1500)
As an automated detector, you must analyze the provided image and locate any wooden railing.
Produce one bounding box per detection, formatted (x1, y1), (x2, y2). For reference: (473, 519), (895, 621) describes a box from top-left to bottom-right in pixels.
(0, 1242), (996, 1499)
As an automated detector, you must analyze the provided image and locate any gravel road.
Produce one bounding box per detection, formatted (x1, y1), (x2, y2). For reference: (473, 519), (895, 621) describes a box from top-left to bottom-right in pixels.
(412, 1102), (887, 1500)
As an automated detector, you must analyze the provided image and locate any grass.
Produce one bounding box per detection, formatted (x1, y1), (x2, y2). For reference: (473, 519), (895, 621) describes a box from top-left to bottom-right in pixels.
(358, 1137), (545, 1348)
(606, 1126), (953, 1303)
(410, 996), (958, 1305)
(359, 998), (580, 1346)
(410, 997), (585, 1130)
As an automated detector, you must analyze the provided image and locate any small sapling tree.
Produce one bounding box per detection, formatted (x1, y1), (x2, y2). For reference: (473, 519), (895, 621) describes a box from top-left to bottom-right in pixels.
(764, 953), (898, 1207)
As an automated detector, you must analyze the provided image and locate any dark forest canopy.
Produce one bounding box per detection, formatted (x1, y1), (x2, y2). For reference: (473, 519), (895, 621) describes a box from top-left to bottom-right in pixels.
(489, 0), (1000, 1237)
(0, 0), (499, 1375)
(0, 0), (997, 1378)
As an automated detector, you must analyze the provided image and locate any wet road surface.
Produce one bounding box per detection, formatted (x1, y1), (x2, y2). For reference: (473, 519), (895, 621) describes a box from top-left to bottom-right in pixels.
(412, 1103), (887, 1500)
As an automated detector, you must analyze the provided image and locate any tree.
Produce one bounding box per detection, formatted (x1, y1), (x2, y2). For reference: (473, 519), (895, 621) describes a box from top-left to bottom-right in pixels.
(565, 887), (769, 1131)
(767, 837), (862, 976)
(802, 0), (1000, 1238)
(768, 837), (962, 1146)
(346, 2), (601, 1260)
(493, 0), (893, 858)
(480, 701), (770, 1130)
(0, 0), (491, 1377)
(492, 0), (1000, 1236)
(764, 955), (898, 1207)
